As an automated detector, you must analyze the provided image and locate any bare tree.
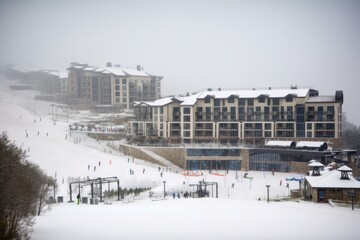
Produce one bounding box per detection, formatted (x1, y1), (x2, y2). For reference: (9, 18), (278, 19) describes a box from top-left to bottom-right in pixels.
(0, 132), (56, 239)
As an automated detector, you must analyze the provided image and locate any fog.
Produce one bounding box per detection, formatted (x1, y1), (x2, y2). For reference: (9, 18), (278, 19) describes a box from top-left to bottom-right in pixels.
(1, 0), (359, 125)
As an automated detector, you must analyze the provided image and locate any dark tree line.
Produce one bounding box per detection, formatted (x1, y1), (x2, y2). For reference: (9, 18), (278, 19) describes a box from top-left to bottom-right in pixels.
(0, 133), (56, 240)
(342, 118), (360, 153)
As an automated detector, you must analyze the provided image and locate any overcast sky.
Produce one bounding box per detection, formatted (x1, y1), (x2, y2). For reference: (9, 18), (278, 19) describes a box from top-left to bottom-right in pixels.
(1, 0), (359, 125)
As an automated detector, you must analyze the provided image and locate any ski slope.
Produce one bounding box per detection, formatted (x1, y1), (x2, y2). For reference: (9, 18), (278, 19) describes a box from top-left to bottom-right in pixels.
(0, 81), (359, 240)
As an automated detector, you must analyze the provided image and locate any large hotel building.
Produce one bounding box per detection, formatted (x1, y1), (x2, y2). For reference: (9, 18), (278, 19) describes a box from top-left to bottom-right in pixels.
(66, 62), (162, 110)
(122, 87), (356, 173)
(128, 87), (343, 147)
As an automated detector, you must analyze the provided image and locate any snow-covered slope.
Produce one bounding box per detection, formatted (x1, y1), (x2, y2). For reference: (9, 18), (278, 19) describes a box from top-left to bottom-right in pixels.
(0, 81), (359, 240)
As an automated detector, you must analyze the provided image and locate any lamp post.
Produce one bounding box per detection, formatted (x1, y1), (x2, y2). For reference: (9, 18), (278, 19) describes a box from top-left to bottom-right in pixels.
(349, 189), (355, 210)
(163, 181), (166, 199)
(266, 185), (270, 203)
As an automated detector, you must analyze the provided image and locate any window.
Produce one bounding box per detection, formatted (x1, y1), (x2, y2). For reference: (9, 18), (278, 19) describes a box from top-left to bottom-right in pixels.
(258, 96), (265, 103)
(272, 98), (280, 105)
(247, 99), (254, 106)
(246, 107), (254, 115)
(183, 116), (190, 122)
(286, 96), (293, 102)
(287, 106), (293, 120)
(238, 99), (246, 106)
(184, 107), (190, 114)
(317, 106), (324, 121)
(115, 79), (120, 84)
(327, 106), (334, 114)
(122, 79), (126, 84)
(228, 97), (235, 103)
(264, 106), (270, 121)
(204, 97), (211, 104)
(214, 99), (220, 106)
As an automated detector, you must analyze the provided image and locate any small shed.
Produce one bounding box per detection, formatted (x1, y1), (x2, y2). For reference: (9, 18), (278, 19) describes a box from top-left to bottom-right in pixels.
(304, 166), (360, 203)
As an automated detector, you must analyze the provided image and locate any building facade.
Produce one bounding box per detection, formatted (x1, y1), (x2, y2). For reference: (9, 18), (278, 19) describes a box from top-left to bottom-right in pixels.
(128, 87), (344, 147)
(66, 62), (162, 109)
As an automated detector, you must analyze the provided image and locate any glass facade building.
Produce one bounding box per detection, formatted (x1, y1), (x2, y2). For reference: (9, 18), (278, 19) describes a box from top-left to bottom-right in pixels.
(186, 148), (241, 171)
(249, 149), (324, 172)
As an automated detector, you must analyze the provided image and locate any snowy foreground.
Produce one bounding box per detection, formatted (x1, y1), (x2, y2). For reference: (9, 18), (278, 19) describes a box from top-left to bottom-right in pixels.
(0, 83), (359, 240)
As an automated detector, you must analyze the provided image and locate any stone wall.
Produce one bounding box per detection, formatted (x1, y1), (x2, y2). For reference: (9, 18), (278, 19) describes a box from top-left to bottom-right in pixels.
(290, 162), (308, 174)
(240, 149), (249, 171)
(121, 145), (165, 166)
(148, 147), (186, 169)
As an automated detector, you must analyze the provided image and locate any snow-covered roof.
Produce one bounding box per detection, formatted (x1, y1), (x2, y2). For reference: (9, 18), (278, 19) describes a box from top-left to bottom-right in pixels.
(296, 141), (326, 148)
(68, 64), (152, 77)
(306, 96), (335, 103)
(136, 97), (174, 107)
(337, 165), (352, 172)
(180, 93), (202, 106)
(306, 170), (360, 189)
(83, 67), (97, 71)
(308, 161), (324, 167)
(196, 88), (310, 99)
(266, 140), (295, 147)
(104, 67), (126, 76)
(122, 68), (150, 77)
(58, 71), (68, 79)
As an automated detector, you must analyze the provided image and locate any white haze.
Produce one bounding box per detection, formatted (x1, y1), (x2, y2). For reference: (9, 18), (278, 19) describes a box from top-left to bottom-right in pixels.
(0, 0), (359, 125)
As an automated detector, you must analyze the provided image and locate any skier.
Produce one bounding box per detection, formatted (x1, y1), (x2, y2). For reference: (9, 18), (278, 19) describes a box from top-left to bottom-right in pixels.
(76, 193), (80, 205)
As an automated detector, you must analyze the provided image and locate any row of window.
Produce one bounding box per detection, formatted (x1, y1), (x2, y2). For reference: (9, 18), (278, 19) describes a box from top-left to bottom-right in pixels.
(203, 97), (290, 106)
(187, 149), (241, 156)
(186, 160), (241, 170)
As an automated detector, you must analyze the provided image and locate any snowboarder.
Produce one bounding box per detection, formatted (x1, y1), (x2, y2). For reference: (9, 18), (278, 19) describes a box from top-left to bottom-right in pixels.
(143, 168), (145, 174)
(173, 192), (176, 199)
(280, 180), (282, 186)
